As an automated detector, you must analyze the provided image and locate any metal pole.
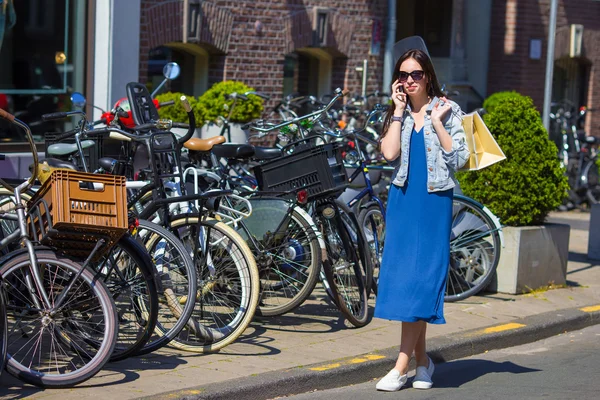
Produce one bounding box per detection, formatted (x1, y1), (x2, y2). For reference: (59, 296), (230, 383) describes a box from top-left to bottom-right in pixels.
(542, 0), (559, 131)
(362, 59), (368, 98)
(183, 0), (189, 43)
(383, 0), (397, 90)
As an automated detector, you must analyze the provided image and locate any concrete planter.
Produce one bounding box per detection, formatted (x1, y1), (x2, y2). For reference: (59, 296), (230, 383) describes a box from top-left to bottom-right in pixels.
(488, 223), (570, 294)
(198, 122), (248, 143)
(587, 203), (600, 260)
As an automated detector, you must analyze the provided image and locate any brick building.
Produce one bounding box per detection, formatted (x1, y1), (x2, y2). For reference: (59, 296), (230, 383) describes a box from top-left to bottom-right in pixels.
(488, 0), (600, 135)
(138, 0), (388, 105)
(134, 0), (599, 133)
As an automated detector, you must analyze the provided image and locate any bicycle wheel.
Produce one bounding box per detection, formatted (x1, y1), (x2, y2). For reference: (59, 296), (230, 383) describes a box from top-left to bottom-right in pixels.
(238, 200), (321, 317)
(2, 249), (118, 388)
(357, 203), (385, 296)
(315, 200), (371, 327)
(133, 219), (198, 355)
(167, 215), (259, 352)
(446, 196), (502, 302)
(0, 279), (7, 376)
(93, 235), (159, 361)
(0, 188), (30, 255)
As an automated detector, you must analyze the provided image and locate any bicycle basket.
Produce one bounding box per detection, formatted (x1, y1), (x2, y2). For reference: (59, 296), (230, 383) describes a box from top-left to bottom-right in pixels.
(27, 170), (128, 259)
(253, 142), (347, 201)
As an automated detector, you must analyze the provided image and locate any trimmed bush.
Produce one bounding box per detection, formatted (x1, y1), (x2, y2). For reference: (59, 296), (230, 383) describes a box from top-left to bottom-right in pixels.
(194, 81), (264, 124)
(457, 92), (568, 226)
(155, 92), (197, 123)
(482, 91), (518, 114)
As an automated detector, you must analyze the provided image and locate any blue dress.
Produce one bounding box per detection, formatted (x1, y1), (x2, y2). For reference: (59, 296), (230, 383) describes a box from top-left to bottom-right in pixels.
(374, 127), (453, 324)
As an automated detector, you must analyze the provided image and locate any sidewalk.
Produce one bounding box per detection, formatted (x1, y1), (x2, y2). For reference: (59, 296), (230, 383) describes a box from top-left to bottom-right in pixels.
(1, 210), (600, 399)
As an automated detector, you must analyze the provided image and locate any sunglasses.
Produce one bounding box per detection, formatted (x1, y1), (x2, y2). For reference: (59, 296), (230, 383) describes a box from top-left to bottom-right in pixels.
(398, 70), (424, 83)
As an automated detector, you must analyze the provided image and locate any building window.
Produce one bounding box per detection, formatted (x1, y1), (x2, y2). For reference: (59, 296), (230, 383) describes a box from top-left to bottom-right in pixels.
(148, 44), (208, 97)
(396, 0), (453, 58)
(0, 0), (86, 143)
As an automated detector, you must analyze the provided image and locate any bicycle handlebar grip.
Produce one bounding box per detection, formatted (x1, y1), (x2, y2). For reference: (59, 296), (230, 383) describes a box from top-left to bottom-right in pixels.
(54, 129), (77, 141)
(109, 132), (132, 142)
(42, 112), (68, 121)
(0, 108), (15, 122)
(254, 92), (270, 100)
(341, 89), (350, 97)
(178, 95), (196, 145)
(181, 96), (192, 113)
(132, 123), (155, 131)
(160, 100), (175, 107)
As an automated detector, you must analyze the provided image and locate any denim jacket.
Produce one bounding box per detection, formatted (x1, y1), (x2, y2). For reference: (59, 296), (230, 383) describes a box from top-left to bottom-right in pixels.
(388, 97), (470, 192)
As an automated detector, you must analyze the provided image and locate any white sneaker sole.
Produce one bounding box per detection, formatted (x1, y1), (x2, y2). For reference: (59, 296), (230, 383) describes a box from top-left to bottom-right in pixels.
(376, 384), (404, 392)
(412, 381), (433, 389)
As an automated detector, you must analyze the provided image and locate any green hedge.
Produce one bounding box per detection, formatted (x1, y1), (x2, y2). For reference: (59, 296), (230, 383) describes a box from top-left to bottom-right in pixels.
(194, 81), (264, 124)
(457, 92), (568, 226)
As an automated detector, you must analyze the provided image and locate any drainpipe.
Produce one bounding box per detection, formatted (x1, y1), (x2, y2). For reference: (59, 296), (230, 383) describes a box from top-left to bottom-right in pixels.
(383, 0), (397, 91)
(542, 0), (558, 131)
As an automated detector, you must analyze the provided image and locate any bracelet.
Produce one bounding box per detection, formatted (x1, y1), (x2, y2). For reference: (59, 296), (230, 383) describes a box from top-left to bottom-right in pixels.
(391, 116), (403, 123)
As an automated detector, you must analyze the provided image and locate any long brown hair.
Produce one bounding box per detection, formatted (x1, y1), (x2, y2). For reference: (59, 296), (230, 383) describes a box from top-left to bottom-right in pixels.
(380, 49), (445, 142)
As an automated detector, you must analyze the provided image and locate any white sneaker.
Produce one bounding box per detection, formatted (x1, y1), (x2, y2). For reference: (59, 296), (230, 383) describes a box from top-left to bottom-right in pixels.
(412, 357), (435, 389)
(376, 368), (407, 391)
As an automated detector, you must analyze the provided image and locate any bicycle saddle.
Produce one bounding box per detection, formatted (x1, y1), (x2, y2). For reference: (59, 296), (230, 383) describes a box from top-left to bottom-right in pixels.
(212, 144), (255, 159)
(184, 136), (226, 151)
(253, 147), (282, 160)
(47, 140), (95, 157)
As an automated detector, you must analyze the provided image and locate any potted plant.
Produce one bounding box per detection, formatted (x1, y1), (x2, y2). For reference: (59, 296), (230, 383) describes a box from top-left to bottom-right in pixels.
(194, 81), (264, 143)
(457, 91), (570, 294)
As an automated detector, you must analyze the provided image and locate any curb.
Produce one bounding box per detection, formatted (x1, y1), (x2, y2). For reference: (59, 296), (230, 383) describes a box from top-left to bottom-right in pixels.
(139, 304), (600, 400)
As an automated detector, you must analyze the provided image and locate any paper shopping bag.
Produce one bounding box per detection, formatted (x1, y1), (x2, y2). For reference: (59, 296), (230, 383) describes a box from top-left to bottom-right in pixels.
(459, 111), (506, 171)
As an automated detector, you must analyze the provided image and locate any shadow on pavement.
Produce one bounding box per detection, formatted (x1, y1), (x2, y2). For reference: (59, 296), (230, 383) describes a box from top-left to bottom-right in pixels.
(431, 359), (541, 388)
(0, 353), (188, 394)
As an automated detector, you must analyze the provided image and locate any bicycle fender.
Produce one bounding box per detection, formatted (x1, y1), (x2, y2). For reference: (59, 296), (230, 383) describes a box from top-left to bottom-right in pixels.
(481, 205), (505, 248)
(454, 194), (504, 248)
(0, 245), (54, 271)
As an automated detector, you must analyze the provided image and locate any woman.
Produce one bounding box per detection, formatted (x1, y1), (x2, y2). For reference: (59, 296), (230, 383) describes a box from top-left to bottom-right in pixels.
(374, 47), (469, 392)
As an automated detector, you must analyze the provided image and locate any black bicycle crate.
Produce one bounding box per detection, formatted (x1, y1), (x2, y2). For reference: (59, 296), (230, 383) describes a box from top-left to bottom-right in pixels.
(253, 142), (347, 201)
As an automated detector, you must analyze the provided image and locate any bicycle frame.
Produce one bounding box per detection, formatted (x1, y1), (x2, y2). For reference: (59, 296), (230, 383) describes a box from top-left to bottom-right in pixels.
(344, 162), (387, 217)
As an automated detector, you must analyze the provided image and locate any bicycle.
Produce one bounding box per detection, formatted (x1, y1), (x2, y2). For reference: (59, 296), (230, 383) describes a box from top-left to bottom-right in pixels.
(315, 103), (504, 302)
(0, 109), (118, 388)
(549, 102), (600, 208)
(93, 84), (260, 353)
(247, 88), (374, 327)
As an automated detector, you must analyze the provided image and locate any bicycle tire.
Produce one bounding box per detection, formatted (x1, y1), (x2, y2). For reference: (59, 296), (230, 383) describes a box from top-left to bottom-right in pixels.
(446, 196), (502, 302)
(166, 215), (259, 352)
(240, 202), (321, 317)
(133, 219), (198, 355)
(357, 203), (385, 297)
(94, 235), (159, 361)
(2, 249), (118, 388)
(316, 200), (371, 327)
(0, 279), (7, 376)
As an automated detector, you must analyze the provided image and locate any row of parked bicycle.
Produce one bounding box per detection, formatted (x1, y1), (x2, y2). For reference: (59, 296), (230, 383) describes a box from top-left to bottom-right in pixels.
(549, 100), (600, 210)
(0, 63), (503, 388)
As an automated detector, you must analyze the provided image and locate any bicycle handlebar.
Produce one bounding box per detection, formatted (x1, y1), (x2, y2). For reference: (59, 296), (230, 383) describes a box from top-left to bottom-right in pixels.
(0, 109), (38, 191)
(244, 91), (270, 100)
(245, 88), (349, 137)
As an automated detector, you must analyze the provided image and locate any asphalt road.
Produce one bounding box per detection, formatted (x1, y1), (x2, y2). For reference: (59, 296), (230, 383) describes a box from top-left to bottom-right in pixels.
(280, 324), (600, 400)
